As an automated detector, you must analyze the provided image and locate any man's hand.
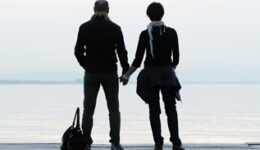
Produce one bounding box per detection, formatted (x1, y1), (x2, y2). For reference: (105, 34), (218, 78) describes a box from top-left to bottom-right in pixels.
(119, 75), (129, 86)
(173, 65), (177, 69)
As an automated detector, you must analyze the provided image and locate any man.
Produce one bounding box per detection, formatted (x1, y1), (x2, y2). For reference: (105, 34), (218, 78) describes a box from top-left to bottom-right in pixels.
(74, 0), (129, 150)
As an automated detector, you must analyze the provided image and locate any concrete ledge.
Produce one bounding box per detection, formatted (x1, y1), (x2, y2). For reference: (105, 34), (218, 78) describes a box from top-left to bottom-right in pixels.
(0, 143), (259, 150)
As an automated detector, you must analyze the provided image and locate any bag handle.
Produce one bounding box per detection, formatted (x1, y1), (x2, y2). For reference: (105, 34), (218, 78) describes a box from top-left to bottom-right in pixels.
(72, 107), (80, 128)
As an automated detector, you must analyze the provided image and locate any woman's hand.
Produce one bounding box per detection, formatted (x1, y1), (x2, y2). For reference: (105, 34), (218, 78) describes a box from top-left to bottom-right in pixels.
(119, 75), (129, 86)
(119, 65), (137, 86)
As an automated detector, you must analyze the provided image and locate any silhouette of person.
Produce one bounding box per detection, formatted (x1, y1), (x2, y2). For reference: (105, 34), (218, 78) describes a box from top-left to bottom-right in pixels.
(75, 0), (129, 149)
(120, 2), (185, 150)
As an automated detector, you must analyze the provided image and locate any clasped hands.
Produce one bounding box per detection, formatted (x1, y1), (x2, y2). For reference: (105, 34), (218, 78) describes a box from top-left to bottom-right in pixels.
(119, 74), (129, 86)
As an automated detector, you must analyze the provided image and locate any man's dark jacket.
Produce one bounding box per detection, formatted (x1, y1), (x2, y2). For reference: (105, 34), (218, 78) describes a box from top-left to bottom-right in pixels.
(75, 17), (129, 74)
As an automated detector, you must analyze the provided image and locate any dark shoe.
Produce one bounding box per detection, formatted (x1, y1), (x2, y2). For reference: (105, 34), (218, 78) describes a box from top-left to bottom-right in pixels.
(154, 145), (163, 150)
(172, 145), (185, 150)
(84, 144), (91, 150)
(111, 143), (124, 150)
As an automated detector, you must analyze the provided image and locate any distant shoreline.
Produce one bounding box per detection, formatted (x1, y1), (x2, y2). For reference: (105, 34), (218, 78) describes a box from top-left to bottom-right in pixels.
(1, 80), (260, 85)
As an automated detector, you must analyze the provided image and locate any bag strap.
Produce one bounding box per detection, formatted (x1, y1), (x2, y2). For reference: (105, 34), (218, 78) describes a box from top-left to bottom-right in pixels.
(72, 107), (80, 128)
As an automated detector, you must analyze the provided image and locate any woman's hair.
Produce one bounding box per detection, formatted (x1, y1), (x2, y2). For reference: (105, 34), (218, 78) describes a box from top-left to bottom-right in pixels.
(94, 0), (109, 12)
(146, 2), (164, 21)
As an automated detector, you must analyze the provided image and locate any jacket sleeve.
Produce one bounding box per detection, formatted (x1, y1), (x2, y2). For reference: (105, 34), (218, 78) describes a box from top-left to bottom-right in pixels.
(115, 27), (130, 75)
(131, 31), (146, 68)
(74, 25), (85, 69)
(171, 29), (180, 66)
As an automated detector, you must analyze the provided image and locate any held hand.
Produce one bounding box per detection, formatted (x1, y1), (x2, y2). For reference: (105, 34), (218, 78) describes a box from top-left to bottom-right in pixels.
(119, 75), (129, 86)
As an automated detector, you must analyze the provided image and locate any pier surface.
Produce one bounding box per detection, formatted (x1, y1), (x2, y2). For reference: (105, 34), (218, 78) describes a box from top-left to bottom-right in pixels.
(0, 143), (260, 150)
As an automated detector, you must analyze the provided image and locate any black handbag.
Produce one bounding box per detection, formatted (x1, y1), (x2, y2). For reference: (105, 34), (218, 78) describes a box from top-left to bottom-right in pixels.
(61, 107), (86, 150)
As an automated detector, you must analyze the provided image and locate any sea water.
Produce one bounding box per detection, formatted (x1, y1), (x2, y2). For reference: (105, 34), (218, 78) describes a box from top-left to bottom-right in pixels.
(0, 84), (259, 144)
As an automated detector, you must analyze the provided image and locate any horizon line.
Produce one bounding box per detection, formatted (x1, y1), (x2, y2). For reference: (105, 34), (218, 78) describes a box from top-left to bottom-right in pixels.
(1, 80), (260, 85)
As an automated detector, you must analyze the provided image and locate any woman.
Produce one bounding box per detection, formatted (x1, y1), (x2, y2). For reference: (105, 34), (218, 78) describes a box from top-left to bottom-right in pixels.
(120, 2), (185, 150)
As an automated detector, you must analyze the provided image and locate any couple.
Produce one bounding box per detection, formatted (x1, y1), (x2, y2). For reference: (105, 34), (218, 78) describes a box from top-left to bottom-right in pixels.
(74, 1), (184, 150)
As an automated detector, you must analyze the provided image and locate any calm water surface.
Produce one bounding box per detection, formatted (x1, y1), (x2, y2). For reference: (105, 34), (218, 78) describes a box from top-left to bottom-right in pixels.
(0, 84), (259, 144)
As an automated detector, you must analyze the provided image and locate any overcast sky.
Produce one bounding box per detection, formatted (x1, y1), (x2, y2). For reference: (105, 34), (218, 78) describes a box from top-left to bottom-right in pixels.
(0, 0), (260, 75)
